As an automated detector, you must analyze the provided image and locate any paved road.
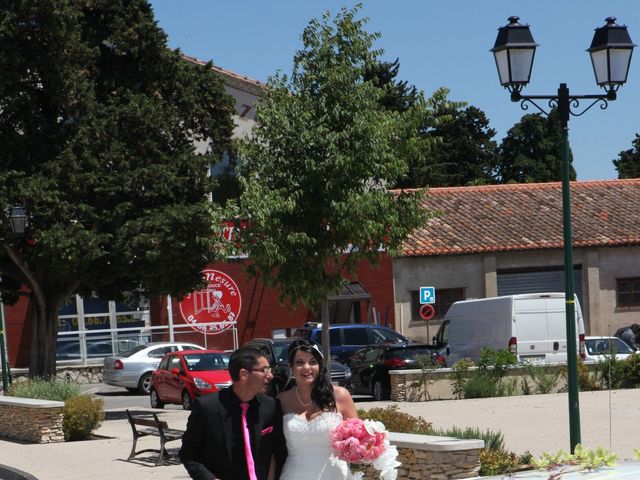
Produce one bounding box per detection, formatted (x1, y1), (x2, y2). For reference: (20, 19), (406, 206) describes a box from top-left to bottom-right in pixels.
(375, 389), (639, 460)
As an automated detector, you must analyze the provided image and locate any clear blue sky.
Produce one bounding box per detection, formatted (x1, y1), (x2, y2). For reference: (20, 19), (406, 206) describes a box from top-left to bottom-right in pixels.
(148, 1), (639, 181)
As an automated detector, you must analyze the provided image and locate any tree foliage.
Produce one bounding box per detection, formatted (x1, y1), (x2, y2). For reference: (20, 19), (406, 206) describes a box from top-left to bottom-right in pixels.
(497, 109), (575, 183)
(398, 101), (499, 188)
(0, 0), (234, 377)
(613, 134), (640, 179)
(236, 6), (432, 312)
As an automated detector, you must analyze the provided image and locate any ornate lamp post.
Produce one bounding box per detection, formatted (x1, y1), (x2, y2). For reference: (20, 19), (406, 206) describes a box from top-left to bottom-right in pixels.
(491, 16), (635, 452)
(0, 206), (28, 393)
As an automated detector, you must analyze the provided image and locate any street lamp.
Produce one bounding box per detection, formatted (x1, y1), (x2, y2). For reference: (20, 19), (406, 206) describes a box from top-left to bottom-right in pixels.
(492, 16), (635, 453)
(0, 206), (28, 393)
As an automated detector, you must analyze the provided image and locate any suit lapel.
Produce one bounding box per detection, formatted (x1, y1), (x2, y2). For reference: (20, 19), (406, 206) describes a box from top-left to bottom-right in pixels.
(252, 395), (266, 456)
(218, 388), (234, 465)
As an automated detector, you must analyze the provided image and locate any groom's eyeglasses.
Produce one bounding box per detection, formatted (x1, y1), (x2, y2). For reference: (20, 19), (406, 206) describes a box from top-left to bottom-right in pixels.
(251, 366), (272, 374)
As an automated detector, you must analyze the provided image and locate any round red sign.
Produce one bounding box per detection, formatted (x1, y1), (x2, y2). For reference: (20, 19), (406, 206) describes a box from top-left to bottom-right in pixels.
(179, 269), (242, 335)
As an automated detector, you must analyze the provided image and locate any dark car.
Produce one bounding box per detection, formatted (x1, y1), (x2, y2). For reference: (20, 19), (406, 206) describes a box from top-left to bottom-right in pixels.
(294, 323), (412, 364)
(244, 337), (352, 395)
(347, 343), (445, 401)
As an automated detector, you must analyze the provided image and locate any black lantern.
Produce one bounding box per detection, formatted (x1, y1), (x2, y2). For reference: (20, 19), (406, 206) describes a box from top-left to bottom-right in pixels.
(491, 16), (539, 93)
(9, 206), (27, 235)
(588, 17), (636, 91)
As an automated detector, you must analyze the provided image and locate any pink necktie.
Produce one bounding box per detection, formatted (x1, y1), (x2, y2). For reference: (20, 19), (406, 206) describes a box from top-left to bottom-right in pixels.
(240, 402), (258, 480)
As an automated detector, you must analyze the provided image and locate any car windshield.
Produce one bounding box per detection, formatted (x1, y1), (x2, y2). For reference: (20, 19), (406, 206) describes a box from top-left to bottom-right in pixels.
(184, 353), (230, 371)
(387, 346), (434, 360)
(586, 338), (634, 355)
(372, 328), (407, 344)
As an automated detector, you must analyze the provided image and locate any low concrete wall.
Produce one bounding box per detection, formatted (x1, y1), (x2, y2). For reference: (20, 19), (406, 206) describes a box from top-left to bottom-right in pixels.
(390, 364), (572, 402)
(360, 433), (484, 479)
(0, 397), (64, 443)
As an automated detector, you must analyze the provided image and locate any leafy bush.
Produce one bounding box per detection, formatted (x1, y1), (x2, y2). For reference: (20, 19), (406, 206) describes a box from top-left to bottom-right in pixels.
(458, 348), (517, 399)
(524, 363), (562, 394)
(479, 449), (519, 476)
(63, 394), (105, 441)
(594, 354), (629, 389)
(357, 405), (432, 434)
(449, 358), (474, 399)
(7, 377), (81, 401)
(463, 374), (497, 398)
(431, 425), (505, 452)
(576, 358), (599, 391)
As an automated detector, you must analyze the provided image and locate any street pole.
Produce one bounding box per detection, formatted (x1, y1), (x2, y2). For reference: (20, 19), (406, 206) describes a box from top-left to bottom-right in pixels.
(558, 83), (581, 450)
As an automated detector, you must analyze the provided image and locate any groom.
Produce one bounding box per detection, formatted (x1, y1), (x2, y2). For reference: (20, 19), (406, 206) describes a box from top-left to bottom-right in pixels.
(179, 346), (287, 480)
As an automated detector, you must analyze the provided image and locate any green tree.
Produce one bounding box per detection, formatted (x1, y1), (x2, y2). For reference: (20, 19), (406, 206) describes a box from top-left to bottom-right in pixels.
(0, 0), (234, 377)
(364, 58), (419, 112)
(400, 102), (499, 188)
(613, 134), (640, 178)
(497, 109), (575, 183)
(236, 6), (431, 358)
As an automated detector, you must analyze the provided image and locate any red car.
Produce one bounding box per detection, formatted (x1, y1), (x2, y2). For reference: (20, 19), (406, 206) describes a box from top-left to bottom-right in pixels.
(149, 349), (232, 410)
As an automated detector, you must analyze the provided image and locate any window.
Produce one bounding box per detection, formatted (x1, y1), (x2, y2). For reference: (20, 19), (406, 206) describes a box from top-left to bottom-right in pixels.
(410, 288), (465, 321)
(617, 278), (640, 307)
(343, 328), (370, 346)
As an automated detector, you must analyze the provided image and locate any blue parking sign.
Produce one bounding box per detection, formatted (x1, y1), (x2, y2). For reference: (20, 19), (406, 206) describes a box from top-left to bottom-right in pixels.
(419, 286), (435, 304)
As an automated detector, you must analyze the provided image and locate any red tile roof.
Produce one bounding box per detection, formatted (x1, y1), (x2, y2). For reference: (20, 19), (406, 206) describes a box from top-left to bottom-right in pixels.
(181, 54), (266, 93)
(401, 179), (640, 257)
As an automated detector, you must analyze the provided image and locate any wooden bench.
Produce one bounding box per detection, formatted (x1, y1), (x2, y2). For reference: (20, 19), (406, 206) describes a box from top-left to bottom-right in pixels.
(126, 409), (185, 465)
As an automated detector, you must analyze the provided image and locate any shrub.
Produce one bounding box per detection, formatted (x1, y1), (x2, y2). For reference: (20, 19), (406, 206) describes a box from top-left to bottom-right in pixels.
(463, 374), (497, 398)
(7, 377), (81, 401)
(357, 405), (432, 434)
(576, 358), (599, 391)
(479, 449), (519, 476)
(449, 358), (474, 399)
(431, 425), (505, 452)
(63, 394), (105, 441)
(525, 363), (562, 394)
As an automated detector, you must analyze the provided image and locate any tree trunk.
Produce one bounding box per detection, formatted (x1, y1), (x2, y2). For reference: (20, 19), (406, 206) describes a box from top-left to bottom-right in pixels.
(29, 295), (59, 378)
(320, 301), (331, 377)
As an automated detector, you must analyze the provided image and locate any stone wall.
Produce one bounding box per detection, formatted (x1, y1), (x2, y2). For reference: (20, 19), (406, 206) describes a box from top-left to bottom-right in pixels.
(390, 363), (577, 402)
(361, 433), (483, 479)
(0, 397), (65, 443)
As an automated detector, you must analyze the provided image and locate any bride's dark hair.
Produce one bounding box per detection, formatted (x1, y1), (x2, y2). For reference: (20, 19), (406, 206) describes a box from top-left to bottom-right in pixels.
(287, 339), (336, 411)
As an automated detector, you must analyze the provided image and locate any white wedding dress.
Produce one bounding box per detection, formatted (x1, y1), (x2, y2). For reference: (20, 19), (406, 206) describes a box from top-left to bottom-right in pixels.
(279, 411), (350, 480)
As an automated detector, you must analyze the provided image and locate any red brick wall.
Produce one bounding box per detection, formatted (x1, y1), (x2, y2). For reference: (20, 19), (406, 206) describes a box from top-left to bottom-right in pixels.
(150, 255), (395, 350)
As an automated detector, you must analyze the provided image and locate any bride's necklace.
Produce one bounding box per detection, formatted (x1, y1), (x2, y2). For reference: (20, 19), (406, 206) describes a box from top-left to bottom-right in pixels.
(295, 387), (313, 407)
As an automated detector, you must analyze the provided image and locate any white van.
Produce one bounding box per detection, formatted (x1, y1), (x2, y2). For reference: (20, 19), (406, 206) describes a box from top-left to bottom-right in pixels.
(433, 293), (586, 365)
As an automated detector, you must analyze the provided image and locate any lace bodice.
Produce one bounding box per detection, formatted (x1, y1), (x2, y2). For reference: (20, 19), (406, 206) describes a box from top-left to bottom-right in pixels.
(279, 411), (348, 480)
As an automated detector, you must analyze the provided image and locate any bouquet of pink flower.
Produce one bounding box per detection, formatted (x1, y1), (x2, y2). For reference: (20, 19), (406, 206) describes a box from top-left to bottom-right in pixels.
(330, 418), (400, 480)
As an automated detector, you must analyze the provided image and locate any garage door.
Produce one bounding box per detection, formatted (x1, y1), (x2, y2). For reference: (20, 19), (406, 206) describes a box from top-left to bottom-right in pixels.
(497, 267), (583, 309)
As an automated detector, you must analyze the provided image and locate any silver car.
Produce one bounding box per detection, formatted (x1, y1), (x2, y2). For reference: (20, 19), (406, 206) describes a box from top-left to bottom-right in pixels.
(103, 342), (204, 394)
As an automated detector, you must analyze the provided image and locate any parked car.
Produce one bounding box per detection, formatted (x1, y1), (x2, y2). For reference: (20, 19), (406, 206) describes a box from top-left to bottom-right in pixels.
(149, 349), (232, 410)
(584, 336), (635, 362)
(56, 338), (144, 361)
(103, 342), (204, 394)
(244, 337), (352, 395)
(293, 323), (412, 364)
(347, 343), (445, 401)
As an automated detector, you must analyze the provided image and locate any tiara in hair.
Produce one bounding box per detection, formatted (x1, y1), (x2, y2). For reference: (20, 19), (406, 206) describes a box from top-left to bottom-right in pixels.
(290, 342), (324, 359)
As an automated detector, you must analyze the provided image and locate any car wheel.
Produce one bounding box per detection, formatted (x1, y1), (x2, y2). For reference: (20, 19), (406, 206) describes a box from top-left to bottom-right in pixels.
(149, 388), (164, 409)
(372, 379), (389, 401)
(182, 391), (193, 411)
(138, 373), (152, 395)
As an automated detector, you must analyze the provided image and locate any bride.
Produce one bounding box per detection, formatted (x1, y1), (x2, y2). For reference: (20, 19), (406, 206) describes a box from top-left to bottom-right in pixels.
(277, 339), (357, 480)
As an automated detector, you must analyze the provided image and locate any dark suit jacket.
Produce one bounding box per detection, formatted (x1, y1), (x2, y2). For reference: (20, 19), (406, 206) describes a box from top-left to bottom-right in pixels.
(179, 388), (287, 480)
